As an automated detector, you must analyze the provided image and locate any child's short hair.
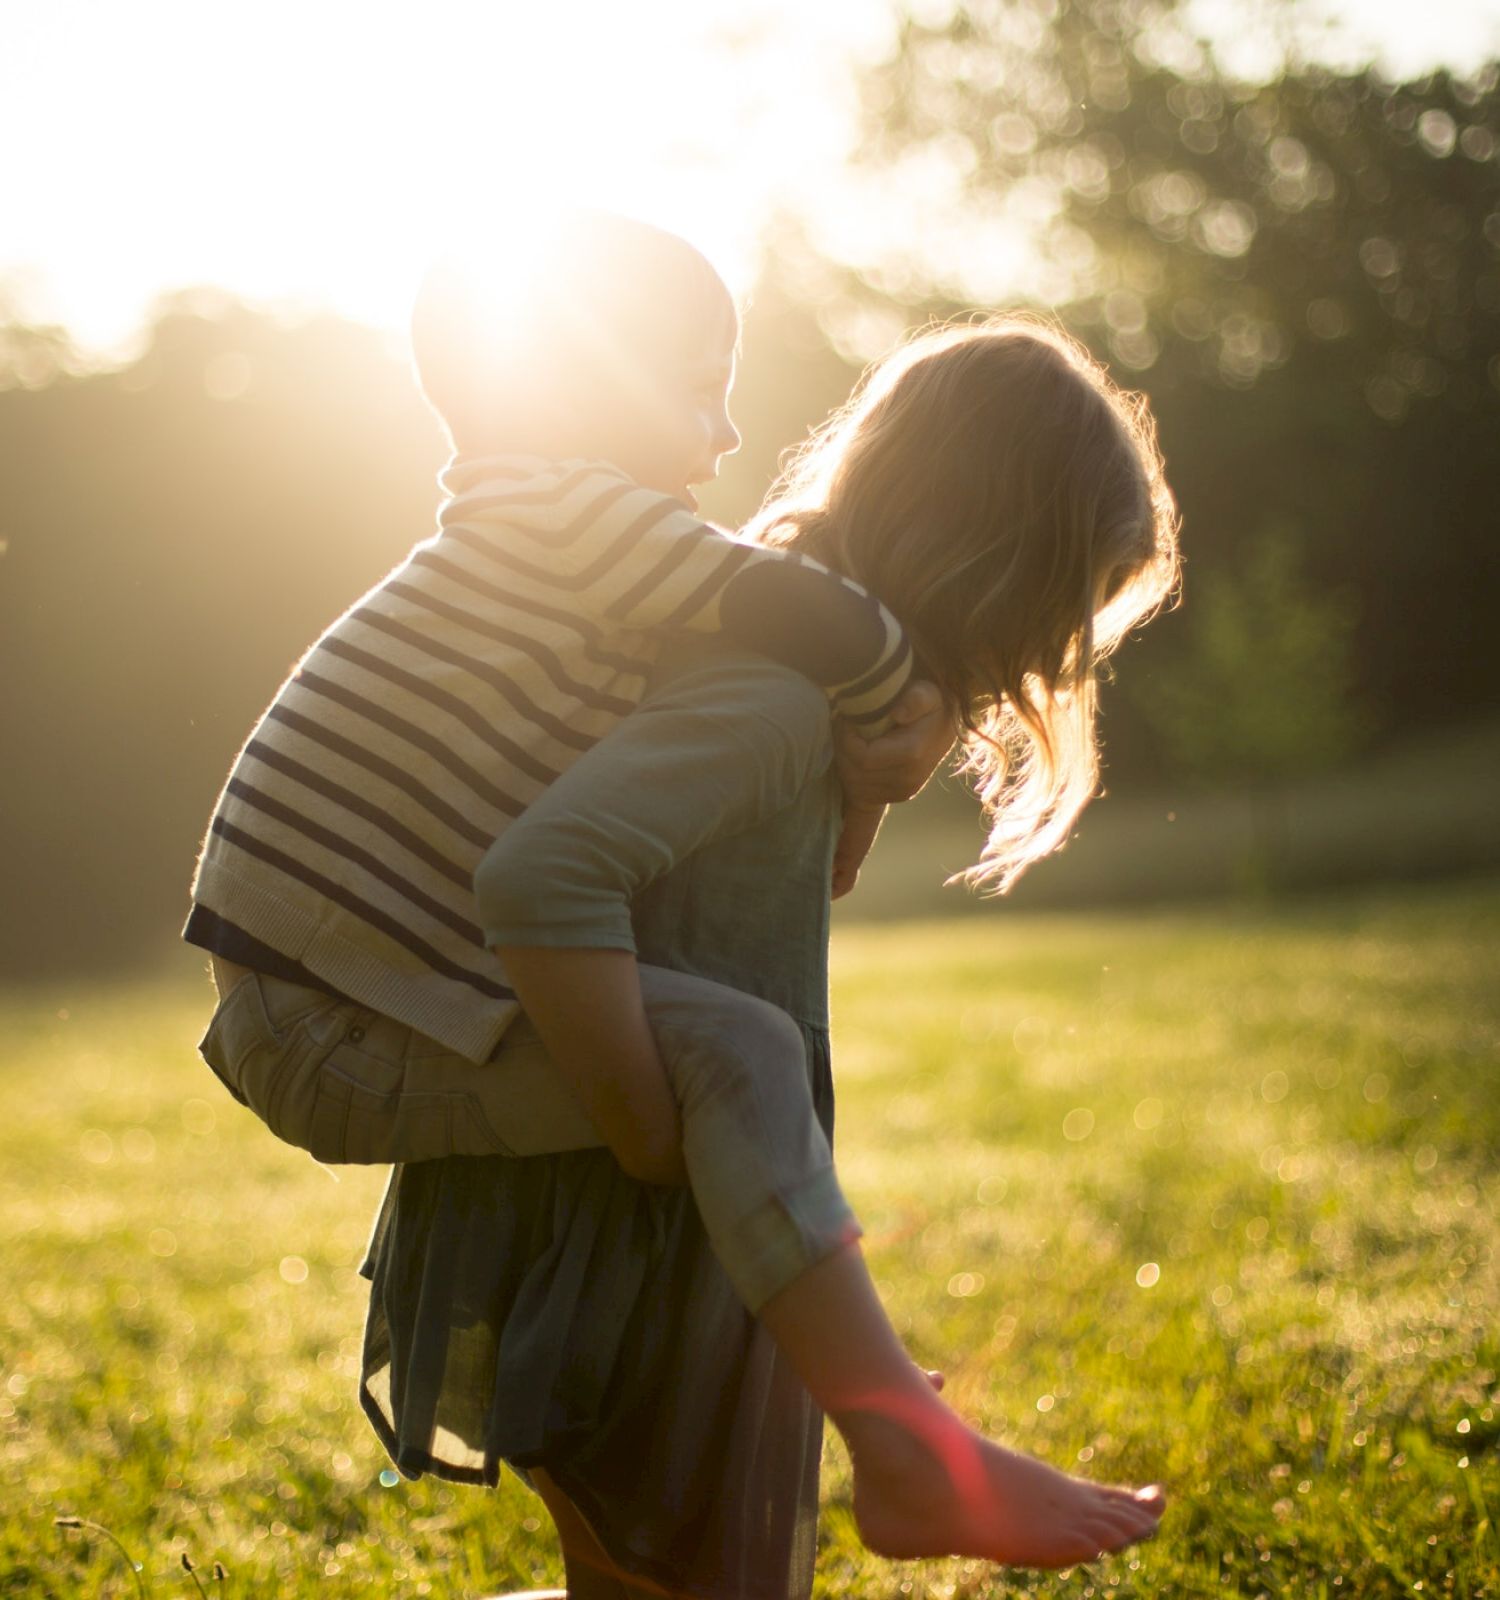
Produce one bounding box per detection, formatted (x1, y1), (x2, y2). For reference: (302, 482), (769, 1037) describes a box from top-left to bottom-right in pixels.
(748, 315), (1181, 892)
(412, 212), (737, 457)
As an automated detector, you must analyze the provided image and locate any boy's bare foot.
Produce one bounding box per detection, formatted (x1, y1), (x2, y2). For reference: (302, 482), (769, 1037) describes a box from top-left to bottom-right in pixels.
(842, 1396), (1165, 1568)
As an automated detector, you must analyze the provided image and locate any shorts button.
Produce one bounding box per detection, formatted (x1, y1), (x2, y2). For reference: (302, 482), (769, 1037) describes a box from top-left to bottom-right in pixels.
(347, 1024), (366, 1043)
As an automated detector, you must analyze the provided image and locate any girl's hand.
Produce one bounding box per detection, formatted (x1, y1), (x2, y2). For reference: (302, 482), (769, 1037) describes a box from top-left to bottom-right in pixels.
(831, 682), (957, 898)
(831, 804), (887, 900)
(834, 680), (957, 810)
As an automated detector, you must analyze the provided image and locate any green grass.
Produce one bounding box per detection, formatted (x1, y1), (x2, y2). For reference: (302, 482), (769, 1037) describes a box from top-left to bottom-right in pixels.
(4, 880), (1497, 1597)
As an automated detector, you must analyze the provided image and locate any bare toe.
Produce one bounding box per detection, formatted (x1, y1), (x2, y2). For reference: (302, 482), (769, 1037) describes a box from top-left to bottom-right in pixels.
(1088, 1518), (1144, 1556)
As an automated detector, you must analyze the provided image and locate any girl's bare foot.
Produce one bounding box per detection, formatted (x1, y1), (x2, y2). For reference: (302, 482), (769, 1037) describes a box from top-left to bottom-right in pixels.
(842, 1395), (1165, 1568)
(758, 1244), (1162, 1568)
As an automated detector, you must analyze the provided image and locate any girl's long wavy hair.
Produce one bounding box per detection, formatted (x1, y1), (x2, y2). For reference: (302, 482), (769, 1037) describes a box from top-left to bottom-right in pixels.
(745, 315), (1181, 893)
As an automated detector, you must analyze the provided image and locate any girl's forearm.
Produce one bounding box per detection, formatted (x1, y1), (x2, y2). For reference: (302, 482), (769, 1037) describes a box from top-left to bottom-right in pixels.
(492, 944), (687, 1186)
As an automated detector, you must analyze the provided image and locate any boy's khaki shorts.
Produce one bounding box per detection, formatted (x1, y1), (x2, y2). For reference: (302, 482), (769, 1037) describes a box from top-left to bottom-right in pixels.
(199, 963), (604, 1165)
(197, 958), (857, 1311)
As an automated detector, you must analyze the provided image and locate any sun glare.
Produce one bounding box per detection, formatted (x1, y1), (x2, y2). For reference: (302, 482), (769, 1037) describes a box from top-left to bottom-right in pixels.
(1, 0), (887, 355)
(2, 0), (1495, 354)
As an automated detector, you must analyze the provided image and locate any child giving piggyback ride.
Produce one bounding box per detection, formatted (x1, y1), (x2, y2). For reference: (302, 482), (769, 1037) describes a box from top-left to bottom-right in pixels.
(185, 212), (1180, 1598)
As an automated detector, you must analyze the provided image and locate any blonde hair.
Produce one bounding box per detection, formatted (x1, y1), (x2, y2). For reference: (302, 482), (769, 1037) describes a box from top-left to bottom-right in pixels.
(746, 315), (1180, 892)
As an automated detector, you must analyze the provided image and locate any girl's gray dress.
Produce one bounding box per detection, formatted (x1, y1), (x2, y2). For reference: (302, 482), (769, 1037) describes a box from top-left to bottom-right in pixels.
(359, 640), (842, 1600)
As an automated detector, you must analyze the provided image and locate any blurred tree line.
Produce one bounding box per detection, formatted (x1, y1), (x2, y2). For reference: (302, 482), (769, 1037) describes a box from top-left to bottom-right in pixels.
(2, 0), (1497, 974)
(0, 299), (445, 974)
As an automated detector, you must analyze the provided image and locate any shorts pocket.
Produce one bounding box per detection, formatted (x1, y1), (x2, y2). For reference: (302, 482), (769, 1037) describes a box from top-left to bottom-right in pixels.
(202, 979), (516, 1164)
(304, 1037), (516, 1165)
(198, 974), (358, 1154)
(197, 973), (285, 1112)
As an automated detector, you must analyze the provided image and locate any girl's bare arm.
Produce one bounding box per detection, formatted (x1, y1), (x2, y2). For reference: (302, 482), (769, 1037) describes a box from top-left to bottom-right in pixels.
(491, 944), (686, 1186)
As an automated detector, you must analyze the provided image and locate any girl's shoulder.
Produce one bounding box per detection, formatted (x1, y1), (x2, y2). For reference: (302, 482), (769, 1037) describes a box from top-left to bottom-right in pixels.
(645, 637), (834, 764)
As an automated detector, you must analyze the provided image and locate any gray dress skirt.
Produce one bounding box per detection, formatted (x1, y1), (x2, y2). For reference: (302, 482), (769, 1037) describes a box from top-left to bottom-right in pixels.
(360, 642), (843, 1600)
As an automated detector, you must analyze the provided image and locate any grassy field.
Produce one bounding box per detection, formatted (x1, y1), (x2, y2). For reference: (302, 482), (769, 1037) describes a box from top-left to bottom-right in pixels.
(3, 880), (1497, 1597)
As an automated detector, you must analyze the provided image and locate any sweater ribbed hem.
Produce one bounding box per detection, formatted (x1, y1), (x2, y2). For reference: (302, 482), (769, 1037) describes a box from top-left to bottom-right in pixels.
(191, 862), (518, 1064)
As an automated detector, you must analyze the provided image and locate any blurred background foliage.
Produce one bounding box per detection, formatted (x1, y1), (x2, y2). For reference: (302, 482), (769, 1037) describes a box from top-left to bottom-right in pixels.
(2, 0), (1498, 976)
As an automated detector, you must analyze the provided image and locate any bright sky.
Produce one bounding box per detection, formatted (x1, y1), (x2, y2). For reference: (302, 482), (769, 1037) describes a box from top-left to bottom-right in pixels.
(3, 0), (1497, 357)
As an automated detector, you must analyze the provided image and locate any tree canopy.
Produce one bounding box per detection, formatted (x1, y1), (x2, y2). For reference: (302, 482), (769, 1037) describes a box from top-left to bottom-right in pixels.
(806, 3), (1500, 751)
(852, 0), (1499, 416)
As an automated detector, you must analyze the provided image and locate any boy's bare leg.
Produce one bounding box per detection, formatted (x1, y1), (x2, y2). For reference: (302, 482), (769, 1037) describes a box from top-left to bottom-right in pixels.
(758, 1244), (1166, 1569)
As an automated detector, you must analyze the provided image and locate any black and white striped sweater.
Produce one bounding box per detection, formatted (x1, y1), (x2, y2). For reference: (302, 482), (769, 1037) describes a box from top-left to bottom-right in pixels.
(186, 455), (911, 1061)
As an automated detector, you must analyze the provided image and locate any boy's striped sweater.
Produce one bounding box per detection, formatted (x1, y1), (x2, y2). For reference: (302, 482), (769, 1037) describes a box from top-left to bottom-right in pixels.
(186, 455), (911, 1062)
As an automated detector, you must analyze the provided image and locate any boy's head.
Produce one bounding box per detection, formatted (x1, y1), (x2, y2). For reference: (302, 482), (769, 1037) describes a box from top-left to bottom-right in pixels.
(413, 211), (740, 503)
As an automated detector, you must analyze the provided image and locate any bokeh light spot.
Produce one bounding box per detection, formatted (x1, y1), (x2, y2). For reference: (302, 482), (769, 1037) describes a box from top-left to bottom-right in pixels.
(1133, 1096), (1164, 1130)
(1417, 109), (1458, 157)
(1012, 1016), (1049, 1055)
(180, 1098), (217, 1136)
(80, 1129), (113, 1164)
(121, 1127), (157, 1162)
(1063, 1107), (1095, 1141)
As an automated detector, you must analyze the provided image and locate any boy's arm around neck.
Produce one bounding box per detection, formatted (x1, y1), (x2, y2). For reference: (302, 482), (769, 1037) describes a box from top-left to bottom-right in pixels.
(441, 457), (913, 729)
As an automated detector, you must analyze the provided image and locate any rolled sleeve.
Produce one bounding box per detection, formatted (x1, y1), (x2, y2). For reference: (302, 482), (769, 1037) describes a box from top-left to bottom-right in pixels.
(475, 648), (833, 952)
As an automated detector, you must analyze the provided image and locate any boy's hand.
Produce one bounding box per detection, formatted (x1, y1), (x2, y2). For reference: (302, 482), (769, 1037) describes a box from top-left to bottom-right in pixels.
(834, 680), (957, 810)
